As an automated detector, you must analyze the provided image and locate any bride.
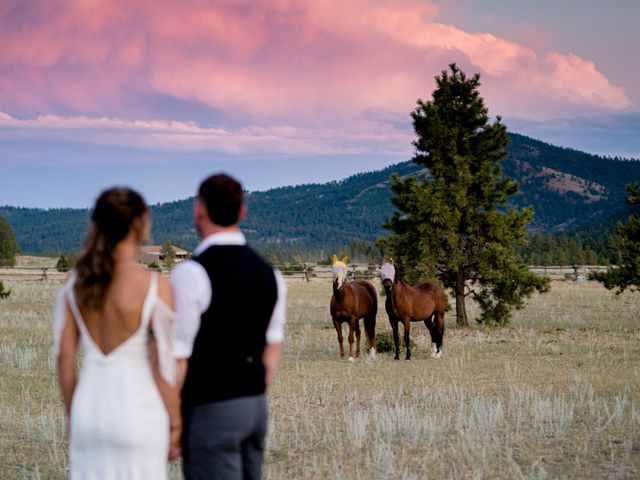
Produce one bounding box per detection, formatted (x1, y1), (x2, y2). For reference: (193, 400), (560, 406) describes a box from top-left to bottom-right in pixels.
(54, 187), (181, 479)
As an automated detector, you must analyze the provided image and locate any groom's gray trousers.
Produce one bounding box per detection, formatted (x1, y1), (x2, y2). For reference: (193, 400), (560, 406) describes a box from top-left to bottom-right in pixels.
(182, 394), (268, 480)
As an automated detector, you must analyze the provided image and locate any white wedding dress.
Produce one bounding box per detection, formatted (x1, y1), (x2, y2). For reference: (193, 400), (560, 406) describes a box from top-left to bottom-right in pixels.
(54, 272), (176, 480)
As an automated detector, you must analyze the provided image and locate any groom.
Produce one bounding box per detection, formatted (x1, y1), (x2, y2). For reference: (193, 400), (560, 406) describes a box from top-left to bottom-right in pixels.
(172, 173), (286, 479)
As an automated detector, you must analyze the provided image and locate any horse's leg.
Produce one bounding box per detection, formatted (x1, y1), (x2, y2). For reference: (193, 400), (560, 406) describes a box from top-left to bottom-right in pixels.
(332, 317), (345, 358)
(391, 319), (400, 360)
(347, 319), (356, 362)
(403, 318), (412, 360)
(354, 318), (362, 358)
(434, 310), (445, 358)
(364, 312), (376, 358)
(424, 314), (438, 358)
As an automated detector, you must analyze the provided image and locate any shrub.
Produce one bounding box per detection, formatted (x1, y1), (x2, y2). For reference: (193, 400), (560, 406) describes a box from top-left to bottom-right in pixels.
(281, 263), (315, 277)
(281, 263), (304, 275)
(375, 331), (416, 353)
(56, 253), (73, 272)
(0, 279), (10, 299)
(375, 331), (394, 352)
(147, 262), (161, 271)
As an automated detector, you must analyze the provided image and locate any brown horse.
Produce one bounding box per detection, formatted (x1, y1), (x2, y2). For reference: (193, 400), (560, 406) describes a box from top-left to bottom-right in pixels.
(330, 256), (377, 361)
(380, 261), (446, 360)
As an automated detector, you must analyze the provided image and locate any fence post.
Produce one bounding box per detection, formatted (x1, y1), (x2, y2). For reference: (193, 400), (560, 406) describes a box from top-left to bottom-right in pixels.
(303, 263), (309, 282)
(41, 267), (48, 281)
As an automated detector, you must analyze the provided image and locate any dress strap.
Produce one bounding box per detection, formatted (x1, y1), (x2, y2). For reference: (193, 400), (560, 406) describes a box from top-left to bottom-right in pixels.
(63, 273), (85, 332)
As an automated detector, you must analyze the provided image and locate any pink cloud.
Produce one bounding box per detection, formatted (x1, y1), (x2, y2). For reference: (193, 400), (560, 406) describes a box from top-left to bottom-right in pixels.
(0, 110), (412, 162)
(542, 53), (628, 109)
(0, 0), (631, 127)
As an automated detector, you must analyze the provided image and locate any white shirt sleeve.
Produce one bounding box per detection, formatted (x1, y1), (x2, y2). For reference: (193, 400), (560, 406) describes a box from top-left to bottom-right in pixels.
(171, 260), (212, 359)
(266, 270), (287, 344)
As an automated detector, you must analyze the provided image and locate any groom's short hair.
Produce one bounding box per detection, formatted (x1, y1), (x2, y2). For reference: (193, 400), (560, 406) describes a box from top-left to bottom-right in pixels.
(198, 173), (244, 226)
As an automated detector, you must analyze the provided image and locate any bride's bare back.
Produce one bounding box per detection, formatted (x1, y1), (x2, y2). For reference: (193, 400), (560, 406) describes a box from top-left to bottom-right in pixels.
(78, 263), (174, 356)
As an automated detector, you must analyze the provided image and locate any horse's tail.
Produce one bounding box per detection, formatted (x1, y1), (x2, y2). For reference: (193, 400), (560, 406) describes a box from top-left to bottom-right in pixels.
(441, 289), (450, 314)
(363, 282), (377, 348)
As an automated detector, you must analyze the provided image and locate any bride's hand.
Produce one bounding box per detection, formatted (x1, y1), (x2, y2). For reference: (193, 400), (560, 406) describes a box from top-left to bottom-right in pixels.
(168, 423), (182, 460)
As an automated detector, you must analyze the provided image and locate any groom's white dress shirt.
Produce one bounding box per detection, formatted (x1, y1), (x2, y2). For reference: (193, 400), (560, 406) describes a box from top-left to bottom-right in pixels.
(171, 231), (287, 359)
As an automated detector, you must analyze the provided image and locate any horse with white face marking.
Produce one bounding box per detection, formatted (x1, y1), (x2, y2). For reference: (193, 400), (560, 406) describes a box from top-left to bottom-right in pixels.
(329, 256), (377, 361)
(380, 261), (446, 360)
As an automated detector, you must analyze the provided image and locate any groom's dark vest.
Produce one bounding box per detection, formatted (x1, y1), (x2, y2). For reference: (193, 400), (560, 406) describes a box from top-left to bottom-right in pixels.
(181, 244), (278, 407)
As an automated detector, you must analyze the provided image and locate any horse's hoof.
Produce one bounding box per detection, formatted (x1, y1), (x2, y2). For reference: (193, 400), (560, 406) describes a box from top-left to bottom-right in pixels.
(348, 356), (355, 362)
(435, 351), (443, 359)
(394, 356), (400, 361)
(370, 350), (376, 359)
(405, 357), (411, 361)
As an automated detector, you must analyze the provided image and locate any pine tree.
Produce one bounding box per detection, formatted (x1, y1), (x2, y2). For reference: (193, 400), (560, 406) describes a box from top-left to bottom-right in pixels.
(382, 64), (549, 326)
(0, 215), (19, 267)
(590, 183), (640, 293)
(160, 240), (176, 269)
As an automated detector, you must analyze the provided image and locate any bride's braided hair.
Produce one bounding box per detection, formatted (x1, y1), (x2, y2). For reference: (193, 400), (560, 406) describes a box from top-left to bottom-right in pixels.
(74, 187), (147, 309)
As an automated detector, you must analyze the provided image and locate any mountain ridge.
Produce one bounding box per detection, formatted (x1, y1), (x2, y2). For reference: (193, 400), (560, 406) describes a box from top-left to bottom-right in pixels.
(2, 133), (639, 254)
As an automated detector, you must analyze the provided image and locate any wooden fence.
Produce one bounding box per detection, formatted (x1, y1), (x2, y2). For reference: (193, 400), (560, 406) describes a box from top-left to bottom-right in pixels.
(273, 264), (609, 282)
(0, 264), (610, 283)
(0, 266), (168, 282)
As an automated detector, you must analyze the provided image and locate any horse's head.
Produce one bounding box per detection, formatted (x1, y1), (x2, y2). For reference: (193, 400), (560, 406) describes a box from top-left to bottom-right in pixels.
(332, 255), (349, 290)
(380, 261), (395, 291)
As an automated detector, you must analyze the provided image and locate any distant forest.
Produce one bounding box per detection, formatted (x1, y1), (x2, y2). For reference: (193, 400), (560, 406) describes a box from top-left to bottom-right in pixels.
(1, 133), (638, 266)
(256, 230), (624, 267)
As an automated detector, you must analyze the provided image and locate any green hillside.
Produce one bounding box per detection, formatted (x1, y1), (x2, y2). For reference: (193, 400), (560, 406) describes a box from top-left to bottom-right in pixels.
(1, 133), (639, 254)
(503, 133), (638, 231)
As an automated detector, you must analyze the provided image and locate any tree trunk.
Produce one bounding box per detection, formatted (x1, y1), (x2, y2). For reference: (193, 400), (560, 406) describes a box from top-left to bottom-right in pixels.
(455, 270), (469, 326)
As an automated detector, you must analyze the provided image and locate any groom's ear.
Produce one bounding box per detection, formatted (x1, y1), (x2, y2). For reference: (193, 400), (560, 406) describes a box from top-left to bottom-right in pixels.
(194, 198), (208, 224)
(238, 204), (248, 223)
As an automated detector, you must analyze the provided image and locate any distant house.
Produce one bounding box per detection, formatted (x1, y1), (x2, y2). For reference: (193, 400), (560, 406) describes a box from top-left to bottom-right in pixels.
(138, 245), (189, 264)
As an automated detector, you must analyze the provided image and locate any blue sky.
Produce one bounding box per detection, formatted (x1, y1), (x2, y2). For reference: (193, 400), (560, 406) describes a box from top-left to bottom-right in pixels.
(1, 0), (638, 208)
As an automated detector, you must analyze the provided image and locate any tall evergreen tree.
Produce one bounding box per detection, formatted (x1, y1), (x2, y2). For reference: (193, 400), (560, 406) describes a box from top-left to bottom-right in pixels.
(382, 64), (549, 326)
(0, 215), (19, 267)
(590, 183), (640, 293)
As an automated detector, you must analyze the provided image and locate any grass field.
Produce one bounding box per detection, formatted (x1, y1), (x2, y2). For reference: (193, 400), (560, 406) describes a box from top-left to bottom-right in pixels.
(1, 275), (639, 479)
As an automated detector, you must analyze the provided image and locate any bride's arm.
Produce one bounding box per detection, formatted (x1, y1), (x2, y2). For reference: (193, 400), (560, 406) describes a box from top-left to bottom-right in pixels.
(149, 335), (182, 458)
(54, 290), (80, 418)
